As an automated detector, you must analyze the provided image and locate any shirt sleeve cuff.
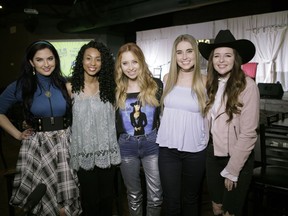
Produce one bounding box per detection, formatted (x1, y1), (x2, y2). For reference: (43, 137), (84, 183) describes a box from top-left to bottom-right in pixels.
(220, 168), (238, 182)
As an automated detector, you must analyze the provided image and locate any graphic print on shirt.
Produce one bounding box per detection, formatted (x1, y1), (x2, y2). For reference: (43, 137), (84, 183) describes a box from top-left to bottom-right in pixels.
(130, 101), (147, 135)
(119, 94), (156, 136)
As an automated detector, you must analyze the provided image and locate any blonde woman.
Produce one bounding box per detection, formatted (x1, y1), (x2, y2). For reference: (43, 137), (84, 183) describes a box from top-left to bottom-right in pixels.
(115, 42), (163, 216)
(156, 34), (209, 216)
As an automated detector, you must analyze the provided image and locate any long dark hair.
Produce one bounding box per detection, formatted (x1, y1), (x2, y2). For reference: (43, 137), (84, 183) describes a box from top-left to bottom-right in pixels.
(70, 40), (115, 104)
(15, 40), (71, 123)
(204, 49), (246, 122)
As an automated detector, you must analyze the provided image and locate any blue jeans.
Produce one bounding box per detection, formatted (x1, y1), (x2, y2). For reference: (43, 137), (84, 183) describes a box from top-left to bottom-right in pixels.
(159, 147), (206, 216)
(118, 130), (163, 216)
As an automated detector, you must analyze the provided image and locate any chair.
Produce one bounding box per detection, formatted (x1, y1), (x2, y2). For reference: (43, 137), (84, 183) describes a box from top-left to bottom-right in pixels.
(252, 124), (288, 215)
(242, 62), (258, 80)
(281, 112), (288, 120)
(266, 113), (279, 126)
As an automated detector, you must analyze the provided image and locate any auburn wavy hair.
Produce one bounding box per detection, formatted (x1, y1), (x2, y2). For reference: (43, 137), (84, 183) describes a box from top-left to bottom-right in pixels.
(204, 49), (246, 122)
(115, 43), (159, 109)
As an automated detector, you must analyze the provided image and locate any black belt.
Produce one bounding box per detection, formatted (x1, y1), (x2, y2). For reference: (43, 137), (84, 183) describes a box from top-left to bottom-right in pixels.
(34, 117), (70, 132)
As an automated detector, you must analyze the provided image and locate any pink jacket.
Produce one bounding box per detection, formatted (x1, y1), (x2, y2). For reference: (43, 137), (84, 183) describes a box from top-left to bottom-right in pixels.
(208, 77), (260, 177)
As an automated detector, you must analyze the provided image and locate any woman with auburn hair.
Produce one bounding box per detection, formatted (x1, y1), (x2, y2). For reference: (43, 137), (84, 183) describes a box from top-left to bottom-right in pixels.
(199, 29), (259, 216)
(115, 42), (163, 216)
(156, 34), (209, 216)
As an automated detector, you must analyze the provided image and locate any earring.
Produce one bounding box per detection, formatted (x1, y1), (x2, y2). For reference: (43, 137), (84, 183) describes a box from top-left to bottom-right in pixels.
(33, 67), (35, 75)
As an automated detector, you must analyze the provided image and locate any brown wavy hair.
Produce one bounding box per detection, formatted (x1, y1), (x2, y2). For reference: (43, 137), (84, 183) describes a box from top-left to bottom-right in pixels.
(204, 49), (246, 122)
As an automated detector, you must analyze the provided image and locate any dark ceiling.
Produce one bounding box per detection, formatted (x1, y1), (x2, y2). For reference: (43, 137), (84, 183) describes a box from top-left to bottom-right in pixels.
(0, 0), (287, 35)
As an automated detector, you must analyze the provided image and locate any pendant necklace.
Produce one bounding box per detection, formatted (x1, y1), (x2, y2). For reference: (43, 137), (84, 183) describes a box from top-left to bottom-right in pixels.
(45, 90), (51, 98)
(39, 81), (52, 98)
(38, 80), (55, 124)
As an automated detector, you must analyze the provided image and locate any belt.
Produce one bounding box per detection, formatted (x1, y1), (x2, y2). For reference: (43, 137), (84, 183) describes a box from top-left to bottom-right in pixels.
(34, 117), (70, 132)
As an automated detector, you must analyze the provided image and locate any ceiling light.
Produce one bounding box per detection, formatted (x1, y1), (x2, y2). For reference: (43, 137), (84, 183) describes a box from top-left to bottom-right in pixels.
(24, 8), (39, 15)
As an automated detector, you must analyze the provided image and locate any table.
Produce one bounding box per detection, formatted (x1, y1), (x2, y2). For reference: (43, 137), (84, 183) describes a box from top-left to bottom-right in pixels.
(271, 118), (288, 128)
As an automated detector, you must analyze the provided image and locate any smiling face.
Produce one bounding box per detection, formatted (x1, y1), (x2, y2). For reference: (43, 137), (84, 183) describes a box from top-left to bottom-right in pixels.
(82, 47), (102, 77)
(176, 40), (196, 72)
(212, 47), (235, 77)
(29, 48), (55, 76)
(120, 51), (140, 80)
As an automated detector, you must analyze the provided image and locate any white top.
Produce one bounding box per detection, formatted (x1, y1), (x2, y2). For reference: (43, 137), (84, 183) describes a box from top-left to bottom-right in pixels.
(156, 86), (209, 152)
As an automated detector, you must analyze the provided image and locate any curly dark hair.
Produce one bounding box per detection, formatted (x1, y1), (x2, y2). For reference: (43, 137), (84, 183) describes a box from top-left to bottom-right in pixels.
(70, 40), (115, 104)
(15, 40), (71, 123)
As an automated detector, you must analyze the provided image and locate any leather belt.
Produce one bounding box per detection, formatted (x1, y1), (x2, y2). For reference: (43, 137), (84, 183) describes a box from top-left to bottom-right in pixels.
(34, 116), (70, 132)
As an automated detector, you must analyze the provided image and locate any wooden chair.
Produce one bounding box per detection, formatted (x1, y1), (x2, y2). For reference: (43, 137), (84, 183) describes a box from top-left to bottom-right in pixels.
(252, 124), (288, 215)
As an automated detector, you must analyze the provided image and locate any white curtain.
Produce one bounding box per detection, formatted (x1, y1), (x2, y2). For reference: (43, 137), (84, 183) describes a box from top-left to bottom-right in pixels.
(137, 26), (188, 77)
(136, 11), (288, 91)
(251, 27), (287, 85)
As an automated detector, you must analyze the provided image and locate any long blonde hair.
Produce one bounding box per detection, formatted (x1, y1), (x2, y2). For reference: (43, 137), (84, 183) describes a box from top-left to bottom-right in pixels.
(161, 34), (206, 114)
(115, 43), (159, 109)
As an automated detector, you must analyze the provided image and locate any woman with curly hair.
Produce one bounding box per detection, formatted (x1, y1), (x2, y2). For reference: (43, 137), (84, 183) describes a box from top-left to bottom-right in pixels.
(0, 40), (81, 215)
(115, 42), (163, 216)
(66, 40), (121, 216)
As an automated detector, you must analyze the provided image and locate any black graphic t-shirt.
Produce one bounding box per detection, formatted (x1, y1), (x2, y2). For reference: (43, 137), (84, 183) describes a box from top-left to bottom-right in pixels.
(116, 92), (158, 136)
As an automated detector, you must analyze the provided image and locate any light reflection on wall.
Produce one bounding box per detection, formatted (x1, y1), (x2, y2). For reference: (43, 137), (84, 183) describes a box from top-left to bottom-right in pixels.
(49, 40), (91, 77)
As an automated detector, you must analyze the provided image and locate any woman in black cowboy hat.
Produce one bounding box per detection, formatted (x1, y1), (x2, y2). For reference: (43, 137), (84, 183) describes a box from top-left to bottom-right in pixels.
(199, 30), (260, 216)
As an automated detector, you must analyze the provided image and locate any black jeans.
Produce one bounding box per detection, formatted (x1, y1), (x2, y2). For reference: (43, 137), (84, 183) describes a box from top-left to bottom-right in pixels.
(206, 143), (254, 216)
(158, 147), (206, 216)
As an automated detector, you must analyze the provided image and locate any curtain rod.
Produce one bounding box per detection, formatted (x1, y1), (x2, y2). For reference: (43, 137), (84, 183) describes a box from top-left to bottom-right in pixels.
(246, 24), (288, 31)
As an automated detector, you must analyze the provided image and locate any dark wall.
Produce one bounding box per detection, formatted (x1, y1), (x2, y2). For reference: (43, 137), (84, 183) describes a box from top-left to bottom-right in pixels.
(0, 0), (287, 88)
(0, 22), (126, 89)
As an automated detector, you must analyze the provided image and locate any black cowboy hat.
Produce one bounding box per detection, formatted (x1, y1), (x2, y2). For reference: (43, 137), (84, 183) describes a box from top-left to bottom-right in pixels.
(198, 29), (256, 64)
(130, 101), (141, 107)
